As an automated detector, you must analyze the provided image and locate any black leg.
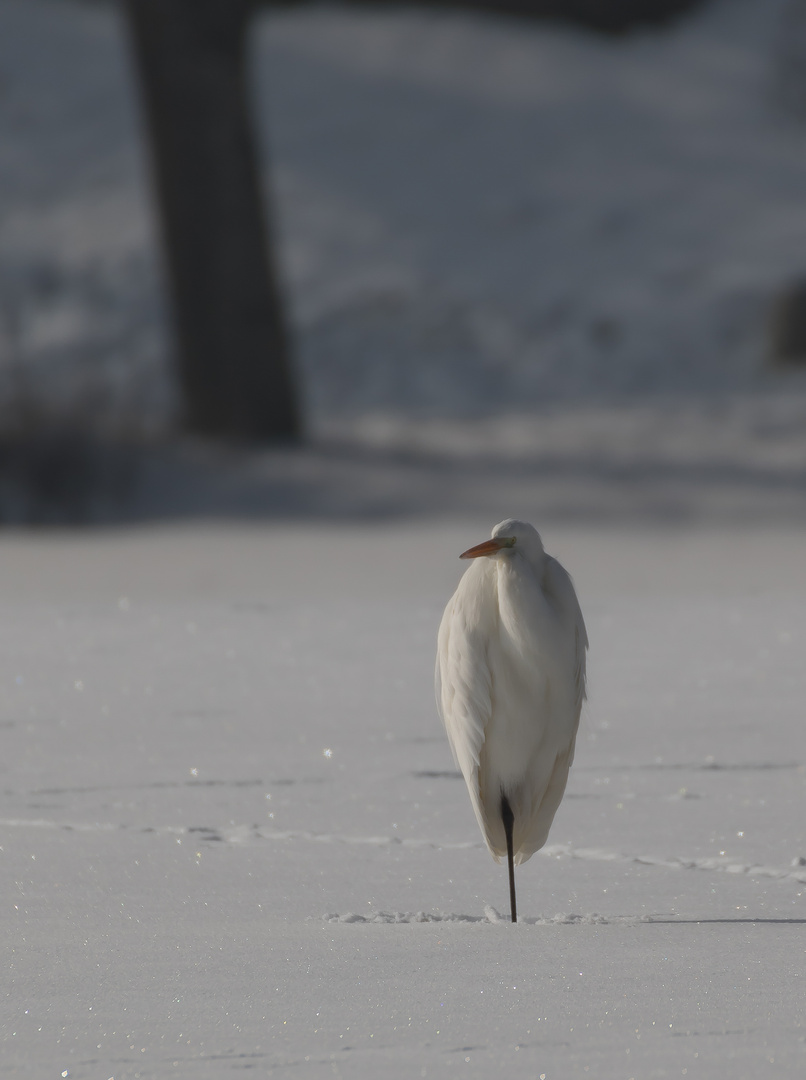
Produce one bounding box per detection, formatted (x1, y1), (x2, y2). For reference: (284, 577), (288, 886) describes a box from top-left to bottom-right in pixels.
(501, 793), (516, 923)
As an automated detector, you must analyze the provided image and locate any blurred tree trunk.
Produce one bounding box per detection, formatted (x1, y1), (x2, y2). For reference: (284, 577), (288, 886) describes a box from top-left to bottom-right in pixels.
(125, 0), (300, 442)
(769, 279), (806, 367)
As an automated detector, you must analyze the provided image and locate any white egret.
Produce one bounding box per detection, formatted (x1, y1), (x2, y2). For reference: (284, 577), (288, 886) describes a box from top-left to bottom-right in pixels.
(436, 519), (587, 923)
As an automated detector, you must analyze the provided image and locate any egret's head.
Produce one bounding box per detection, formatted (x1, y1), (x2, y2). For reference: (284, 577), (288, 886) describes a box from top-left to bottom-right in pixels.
(459, 519), (544, 562)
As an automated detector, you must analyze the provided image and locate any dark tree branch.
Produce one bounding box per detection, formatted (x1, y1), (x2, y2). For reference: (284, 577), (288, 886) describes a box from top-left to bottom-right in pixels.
(272, 0), (706, 34)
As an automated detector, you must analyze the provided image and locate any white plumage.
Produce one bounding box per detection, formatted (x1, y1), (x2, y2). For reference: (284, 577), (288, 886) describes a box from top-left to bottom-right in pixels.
(435, 519), (587, 921)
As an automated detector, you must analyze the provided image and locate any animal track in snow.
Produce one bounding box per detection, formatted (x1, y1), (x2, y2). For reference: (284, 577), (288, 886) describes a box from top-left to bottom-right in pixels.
(2, 817), (805, 886)
(324, 909), (669, 925)
(322, 909), (806, 926)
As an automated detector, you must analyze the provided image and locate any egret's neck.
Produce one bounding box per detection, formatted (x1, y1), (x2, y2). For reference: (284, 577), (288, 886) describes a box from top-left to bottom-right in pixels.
(495, 551), (550, 643)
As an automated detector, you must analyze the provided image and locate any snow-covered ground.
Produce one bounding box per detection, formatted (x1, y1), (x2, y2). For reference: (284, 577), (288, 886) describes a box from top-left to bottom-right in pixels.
(2, 1), (806, 1077)
(2, 522), (806, 1078)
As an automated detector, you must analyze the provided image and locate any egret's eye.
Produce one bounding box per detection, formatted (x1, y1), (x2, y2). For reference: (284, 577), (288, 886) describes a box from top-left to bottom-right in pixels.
(500, 536), (516, 548)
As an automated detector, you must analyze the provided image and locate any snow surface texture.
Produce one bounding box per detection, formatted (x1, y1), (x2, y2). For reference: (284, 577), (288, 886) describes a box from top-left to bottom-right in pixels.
(2, 1), (806, 1077)
(3, 0), (806, 455)
(2, 523), (806, 1078)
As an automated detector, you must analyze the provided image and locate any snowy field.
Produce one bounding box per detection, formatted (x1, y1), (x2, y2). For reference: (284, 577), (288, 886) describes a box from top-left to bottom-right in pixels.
(2, 521), (806, 1078)
(2, 0), (806, 1076)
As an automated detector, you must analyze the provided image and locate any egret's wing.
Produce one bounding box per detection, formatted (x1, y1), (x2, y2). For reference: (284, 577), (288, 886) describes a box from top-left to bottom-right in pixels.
(499, 553), (590, 867)
(514, 736), (576, 864)
(543, 555), (588, 742)
(435, 559), (498, 849)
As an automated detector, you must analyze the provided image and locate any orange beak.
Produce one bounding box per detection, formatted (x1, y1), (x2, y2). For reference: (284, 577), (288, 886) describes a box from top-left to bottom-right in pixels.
(459, 537), (515, 560)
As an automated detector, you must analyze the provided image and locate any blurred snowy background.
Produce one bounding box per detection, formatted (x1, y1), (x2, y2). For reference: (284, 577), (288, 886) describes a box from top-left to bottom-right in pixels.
(2, 0), (806, 520)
